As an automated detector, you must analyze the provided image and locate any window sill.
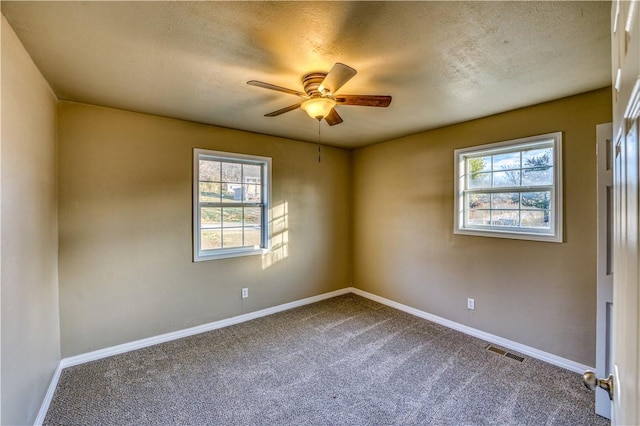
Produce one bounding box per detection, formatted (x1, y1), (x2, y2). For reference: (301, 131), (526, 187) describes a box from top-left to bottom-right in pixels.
(194, 247), (268, 262)
(454, 227), (562, 243)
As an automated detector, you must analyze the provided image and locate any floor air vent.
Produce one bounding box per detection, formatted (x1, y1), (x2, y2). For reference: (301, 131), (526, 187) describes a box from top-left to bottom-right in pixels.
(486, 345), (507, 355)
(486, 345), (526, 362)
(504, 352), (526, 362)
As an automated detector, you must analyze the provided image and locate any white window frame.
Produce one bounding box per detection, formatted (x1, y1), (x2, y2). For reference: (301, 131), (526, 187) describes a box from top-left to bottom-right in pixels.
(454, 132), (563, 243)
(193, 149), (271, 261)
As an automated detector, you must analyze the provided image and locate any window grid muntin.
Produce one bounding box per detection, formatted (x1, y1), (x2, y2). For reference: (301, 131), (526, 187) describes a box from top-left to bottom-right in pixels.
(198, 158), (263, 204)
(465, 142), (554, 191)
(463, 187), (554, 232)
(199, 204), (264, 249)
(198, 160), (264, 251)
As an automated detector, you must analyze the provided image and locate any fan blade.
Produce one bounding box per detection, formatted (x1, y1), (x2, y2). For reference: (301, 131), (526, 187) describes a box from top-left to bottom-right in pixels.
(264, 103), (302, 117)
(318, 63), (357, 95)
(335, 95), (392, 107)
(247, 80), (308, 98)
(324, 108), (343, 126)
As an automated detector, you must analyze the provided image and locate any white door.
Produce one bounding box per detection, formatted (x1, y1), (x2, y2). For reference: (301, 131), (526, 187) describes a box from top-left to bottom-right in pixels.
(595, 123), (614, 419)
(611, 1), (640, 424)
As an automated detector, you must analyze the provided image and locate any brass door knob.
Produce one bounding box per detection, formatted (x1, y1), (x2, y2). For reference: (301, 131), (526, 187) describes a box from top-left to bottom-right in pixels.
(583, 371), (614, 400)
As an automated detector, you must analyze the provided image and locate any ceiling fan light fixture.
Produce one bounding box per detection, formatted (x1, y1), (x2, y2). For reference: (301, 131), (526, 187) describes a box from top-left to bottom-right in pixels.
(248, 62), (391, 125)
(301, 97), (336, 120)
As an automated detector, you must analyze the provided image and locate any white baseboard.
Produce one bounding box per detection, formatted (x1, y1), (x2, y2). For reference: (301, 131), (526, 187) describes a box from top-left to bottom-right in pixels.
(34, 361), (63, 426)
(350, 287), (593, 374)
(36, 285), (592, 425)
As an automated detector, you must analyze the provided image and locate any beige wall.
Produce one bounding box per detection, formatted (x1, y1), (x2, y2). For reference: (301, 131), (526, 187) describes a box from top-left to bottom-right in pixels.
(58, 102), (352, 357)
(352, 88), (612, 366)
(1, 16), (60, 425)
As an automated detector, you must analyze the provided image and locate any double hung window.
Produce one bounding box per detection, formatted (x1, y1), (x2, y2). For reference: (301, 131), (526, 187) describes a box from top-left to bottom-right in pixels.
(193, 149), (271, 261)
(454, 132), (563, 242)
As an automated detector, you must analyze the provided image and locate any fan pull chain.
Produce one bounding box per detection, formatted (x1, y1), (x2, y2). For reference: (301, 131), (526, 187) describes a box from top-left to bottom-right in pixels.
(317, 118), (322, 163)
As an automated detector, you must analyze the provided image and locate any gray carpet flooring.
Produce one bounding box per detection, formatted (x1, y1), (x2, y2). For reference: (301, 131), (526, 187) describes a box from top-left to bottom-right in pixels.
(44, 294), (609, 425)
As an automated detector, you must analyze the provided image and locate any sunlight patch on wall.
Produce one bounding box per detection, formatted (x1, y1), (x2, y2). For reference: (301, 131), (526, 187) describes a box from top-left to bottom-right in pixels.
(263, 201), (289, 269)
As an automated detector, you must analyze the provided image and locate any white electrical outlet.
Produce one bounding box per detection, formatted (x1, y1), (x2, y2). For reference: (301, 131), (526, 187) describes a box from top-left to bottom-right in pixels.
(241, 288), (248, 299)
(467, 298), (475, 310)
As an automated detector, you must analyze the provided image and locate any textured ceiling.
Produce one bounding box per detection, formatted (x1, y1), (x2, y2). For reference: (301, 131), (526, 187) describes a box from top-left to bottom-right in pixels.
(1, 1), (611, 148)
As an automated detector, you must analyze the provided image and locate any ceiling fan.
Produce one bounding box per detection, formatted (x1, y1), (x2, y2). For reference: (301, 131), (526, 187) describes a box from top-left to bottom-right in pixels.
(247, 63), (392, 126)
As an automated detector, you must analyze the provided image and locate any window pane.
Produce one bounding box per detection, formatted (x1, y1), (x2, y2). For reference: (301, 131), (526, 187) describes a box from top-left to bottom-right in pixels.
(244, 227), (262, 247)
(222, 162), (242, 183)
(492, 152), (520, 171)
(223, 207), (242, 227)
(244, 207), (261, 226)
(491, 210), (519, 226)
(467, 209), (490, 226)
(200, 160), (221, 182)
(222, 228), (243, 248)
(468, 172), (491, 189)
(201, 229), (221, 250)
(244, 184), (261, 202)
(491, 193), (519, 209)
(493, 171), (521, 187)
(467, 193), (490, 209)
(199, 182), (221, 202)
(243, 164), (262, 184)
(201, 207), (221, 227)
(220, 184), (241, 202)
(521, 210), (550, 228)
(467, 156), (491, 178)
(522, 167), (553, 186)
(521, 192), (551, 210)
(522, 148), (552, 169)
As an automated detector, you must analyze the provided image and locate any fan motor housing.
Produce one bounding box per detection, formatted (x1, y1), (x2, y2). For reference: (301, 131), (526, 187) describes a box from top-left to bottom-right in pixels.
(302, 72), (328, 97)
